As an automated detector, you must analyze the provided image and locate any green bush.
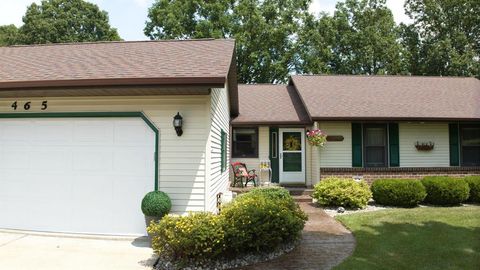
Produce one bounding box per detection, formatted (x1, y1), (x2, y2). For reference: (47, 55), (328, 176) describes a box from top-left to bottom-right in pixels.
(421, 176), (470, 205)
(141, 191), (171, 217)
(312, 178), (372, 209)
(221, 187), (307, 253)
(147, 212), (225, 261)
(246, 186), (291, 201)
(464, 176), (480, 203)
(371, 179), (426, 207)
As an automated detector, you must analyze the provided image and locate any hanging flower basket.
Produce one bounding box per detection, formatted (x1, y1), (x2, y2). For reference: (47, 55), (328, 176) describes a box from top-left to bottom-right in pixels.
(307, 129), (327, 147)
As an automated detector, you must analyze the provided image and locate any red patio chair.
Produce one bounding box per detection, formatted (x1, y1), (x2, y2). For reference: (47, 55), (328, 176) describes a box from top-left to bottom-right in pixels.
(230, 162), (257, 187)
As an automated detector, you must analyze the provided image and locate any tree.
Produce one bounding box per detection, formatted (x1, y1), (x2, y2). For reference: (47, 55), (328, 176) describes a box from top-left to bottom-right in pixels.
(294, 13), (336, 74)
(20, 0), (120, 44)
(330, 0), (404, 75)
(0, 25), (21, 46)
(145, 0), (311, 83)
(403, 0), (480, 76)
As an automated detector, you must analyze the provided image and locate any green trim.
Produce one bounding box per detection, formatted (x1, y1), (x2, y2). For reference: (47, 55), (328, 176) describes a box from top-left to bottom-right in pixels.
(220, 129), (226, 172)
(0, 112), (160, 190)
(449, 123), (460, 166)
(269, 127), (279, 183)
(352, 123), (363, 167)
(388, 123), (400, 167)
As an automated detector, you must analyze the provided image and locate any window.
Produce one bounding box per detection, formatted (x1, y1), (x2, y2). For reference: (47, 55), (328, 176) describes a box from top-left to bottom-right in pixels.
(460, 124), (480, 166)
(232, 127), (258, 158)
(363, 124), (388, 167)
(221, 130), (227, 172)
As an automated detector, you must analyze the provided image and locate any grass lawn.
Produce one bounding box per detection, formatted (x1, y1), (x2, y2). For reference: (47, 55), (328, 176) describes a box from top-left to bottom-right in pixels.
(335, 206), (480, 270)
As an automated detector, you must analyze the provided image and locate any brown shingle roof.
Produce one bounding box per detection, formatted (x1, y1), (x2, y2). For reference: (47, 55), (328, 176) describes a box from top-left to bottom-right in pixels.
(291, 75), (480, 120)
(231, 84), (311, 125)
(0, 39), (239, 115)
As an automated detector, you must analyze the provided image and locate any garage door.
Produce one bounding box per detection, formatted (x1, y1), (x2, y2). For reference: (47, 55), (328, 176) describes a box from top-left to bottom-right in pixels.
(0, 117), (155, 236)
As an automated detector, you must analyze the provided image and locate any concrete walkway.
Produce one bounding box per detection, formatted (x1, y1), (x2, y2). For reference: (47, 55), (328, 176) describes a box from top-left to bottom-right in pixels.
(239, 203), (356, 270)
(0, 231), (156, 270)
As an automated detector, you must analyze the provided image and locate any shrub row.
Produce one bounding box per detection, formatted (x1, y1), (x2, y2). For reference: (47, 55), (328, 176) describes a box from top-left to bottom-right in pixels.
(313, 176), (480, 209)
(147, 187), (307, 263)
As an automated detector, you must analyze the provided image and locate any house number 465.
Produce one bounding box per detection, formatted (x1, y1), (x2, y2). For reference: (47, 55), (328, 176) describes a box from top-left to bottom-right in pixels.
(11, 101), (48, 111)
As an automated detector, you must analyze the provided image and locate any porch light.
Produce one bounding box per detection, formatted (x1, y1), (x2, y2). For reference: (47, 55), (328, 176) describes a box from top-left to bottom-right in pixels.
(173, 112), (183, 136)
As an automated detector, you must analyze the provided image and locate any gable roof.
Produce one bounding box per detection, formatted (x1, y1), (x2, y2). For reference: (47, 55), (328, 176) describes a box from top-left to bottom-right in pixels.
(231, 84), (311, 125)
(0, 39), (239, 116)
(291, 75), (480, 121)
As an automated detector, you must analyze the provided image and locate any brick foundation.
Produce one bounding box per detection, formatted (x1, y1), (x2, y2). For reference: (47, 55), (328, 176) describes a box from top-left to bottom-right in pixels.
(320, 167), (480, 184)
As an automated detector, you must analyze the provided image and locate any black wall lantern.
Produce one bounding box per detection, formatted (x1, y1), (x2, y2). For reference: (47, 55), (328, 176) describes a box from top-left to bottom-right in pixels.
(173, 112), (183, 136)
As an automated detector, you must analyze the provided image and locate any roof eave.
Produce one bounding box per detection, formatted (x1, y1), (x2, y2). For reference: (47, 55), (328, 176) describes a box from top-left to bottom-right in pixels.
(0, 77), (226, 89)
(311, 117), (480, 122)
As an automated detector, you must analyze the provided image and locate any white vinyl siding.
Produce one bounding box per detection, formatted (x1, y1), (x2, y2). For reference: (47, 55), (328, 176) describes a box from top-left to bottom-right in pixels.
(206, 87), (230, 212)
(318, 122), (352, 167)
(231, 126), (269, 181)
(399, 122), (450, 167)
(0, 95), (210, 214)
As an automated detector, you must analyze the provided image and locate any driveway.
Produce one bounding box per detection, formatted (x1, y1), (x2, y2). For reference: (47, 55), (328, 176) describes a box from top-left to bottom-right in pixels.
(0, 230), (156, 270)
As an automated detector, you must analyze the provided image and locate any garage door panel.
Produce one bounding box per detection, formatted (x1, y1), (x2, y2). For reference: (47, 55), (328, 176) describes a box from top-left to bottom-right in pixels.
(73, 120), (114, 143)
(73, 150), (113, 171)
(113, 150), (153, 174)
(0, 117), (155, 235)
(30, 150), (72, 171)
(33, 121), (73, 143)
(0, 121), (31, 142)
(114, 120), (154, 145)
(0, 149), (29, 169)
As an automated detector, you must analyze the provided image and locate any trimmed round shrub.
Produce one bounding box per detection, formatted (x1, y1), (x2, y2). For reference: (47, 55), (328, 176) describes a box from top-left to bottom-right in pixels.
(421, 176), (470, 205)
(464, 176), (480, 203)
(141, 191), (172, 217)
(148, 212), (225, 261)
(221, 188), (307, 253)
(371, 179), (426, 207)
(312, 177), (372, 209)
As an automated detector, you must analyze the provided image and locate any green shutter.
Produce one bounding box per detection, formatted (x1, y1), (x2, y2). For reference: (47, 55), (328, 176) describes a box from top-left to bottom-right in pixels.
(221, 130), (226, 172)
(449, 123), (459, 166)
(269, 127), (279, 183)
(352, 123), (363, 167)
(388, 123), (400, 167)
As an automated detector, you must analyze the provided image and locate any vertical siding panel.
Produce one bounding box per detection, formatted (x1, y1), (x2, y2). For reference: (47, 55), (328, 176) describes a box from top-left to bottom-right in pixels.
(318, 122), (352, 168)
(399, 122), (449, 167)
(207, 87), (230, 212)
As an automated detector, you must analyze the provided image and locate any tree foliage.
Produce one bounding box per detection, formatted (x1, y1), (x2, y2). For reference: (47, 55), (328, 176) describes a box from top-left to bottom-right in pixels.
(0, 25), (21, 46)
(0, 0), (120, 46)
(145, 0), (311, 83)
(403, 0), (480, 76)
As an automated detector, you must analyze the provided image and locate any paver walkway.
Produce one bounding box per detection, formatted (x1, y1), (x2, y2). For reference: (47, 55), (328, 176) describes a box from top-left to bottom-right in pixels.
(238, 202), (355, 270)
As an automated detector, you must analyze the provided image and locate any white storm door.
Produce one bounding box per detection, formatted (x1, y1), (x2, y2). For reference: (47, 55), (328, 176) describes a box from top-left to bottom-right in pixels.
(279, 128), (305, 184)
(0, 117), (155, 236)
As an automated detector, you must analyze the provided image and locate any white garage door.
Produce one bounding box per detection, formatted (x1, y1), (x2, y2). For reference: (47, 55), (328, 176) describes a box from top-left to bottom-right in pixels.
(0, 117), (155, 236)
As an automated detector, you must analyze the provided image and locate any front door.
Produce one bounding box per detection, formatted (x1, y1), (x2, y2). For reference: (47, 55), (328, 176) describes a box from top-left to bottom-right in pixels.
(279, 128), (305, 184)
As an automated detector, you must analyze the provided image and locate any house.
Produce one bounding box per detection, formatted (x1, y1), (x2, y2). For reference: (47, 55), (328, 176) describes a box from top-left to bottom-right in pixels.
(231, 75), (480, 186)
(1, 39), (479, 236)
(0, 39), (237, 235)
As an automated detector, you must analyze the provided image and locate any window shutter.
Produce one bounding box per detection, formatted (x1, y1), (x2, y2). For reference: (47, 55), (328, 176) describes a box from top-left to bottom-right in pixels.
(449, 123), (459, 166)
(388, 123), (400, 167)
(221, 130), (226, 172)
(352, 123), (363, 167)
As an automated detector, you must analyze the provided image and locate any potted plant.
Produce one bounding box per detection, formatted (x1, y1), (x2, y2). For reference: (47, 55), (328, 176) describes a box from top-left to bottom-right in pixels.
(141, 191), (172, 228)
(306, 129), (327, 147)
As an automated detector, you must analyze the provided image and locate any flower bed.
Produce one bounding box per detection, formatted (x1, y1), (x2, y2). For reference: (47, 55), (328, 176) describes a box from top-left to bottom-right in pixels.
(148, 187), (307, 270)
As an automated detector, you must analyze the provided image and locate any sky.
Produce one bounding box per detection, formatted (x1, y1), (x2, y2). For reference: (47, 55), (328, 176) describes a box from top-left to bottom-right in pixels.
(0, 0), (412, 41)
